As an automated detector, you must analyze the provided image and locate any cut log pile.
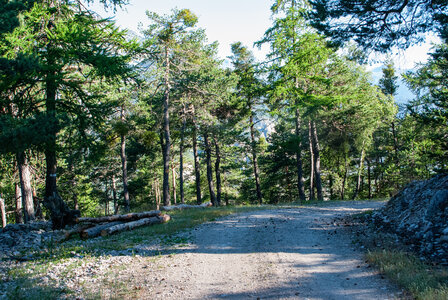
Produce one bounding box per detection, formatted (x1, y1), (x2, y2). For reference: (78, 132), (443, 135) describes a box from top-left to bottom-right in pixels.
(161, 202), (212, 211)
(66, 210), (170, 239)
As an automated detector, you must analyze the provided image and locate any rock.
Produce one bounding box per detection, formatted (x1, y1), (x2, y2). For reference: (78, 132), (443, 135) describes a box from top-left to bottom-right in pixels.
(374, 174), (448, 262)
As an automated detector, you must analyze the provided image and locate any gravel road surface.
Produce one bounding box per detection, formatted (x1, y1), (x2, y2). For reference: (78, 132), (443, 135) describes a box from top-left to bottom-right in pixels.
(146, 201), (402, 299)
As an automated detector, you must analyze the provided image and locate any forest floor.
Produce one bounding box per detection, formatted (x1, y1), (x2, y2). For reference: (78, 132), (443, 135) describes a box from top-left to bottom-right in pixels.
(1, 201), (407, 299)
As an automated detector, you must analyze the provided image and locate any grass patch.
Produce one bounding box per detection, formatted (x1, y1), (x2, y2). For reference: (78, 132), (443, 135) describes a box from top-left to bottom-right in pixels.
(366, 250), (448, 300)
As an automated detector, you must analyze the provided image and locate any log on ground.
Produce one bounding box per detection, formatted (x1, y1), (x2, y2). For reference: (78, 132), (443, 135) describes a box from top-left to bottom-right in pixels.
(81, 221), (124, 239)
(101, 214), (171, 237)
(162, 202), (212, 211)
(76, 210), (161, 224)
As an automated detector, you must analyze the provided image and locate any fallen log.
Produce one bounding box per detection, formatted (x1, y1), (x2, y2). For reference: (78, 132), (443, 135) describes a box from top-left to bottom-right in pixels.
(81, 221), (124, 239)
(162, 202), (212, 211)
(101, 214), (171, 237)
(76, 210), (161, 224)
(64, 223), (96, 241)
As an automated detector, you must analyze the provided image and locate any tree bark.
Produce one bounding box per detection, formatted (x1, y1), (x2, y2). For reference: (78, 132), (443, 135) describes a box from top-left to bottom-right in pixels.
(120, 105), (130, 212)
(341, 155), (348, 200)
(15, 183), (23, 224)
(352, 147), (365, 200)
(311, 121), (323, 201)
(162, 45), (171, 207)
(17, 152), (35, 222)
(367, 158), (372, 199)
(295, 108), (306, 202)
(112, 175), (119, 214)
(249, 110), (262, 204)
(104, 177), (109, 216)
(204, 131), (217, 206)
(179, 105), (186, 204)
(171, 162), (177, 204)
(155, 178), (161, 210)
(0, 195), (6, 228)
(192, 112), (202, 204)
(308, 121), (315, 201)
(213, 135), (222, 206)
(32, 187), (43, 220)
(101, 215), (170, 237)
(77, 210), (161, 224)
(81, 221), (124, 239)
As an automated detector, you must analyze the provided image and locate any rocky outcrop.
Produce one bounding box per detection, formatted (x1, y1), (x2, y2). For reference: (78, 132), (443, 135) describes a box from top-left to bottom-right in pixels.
(373, 174), (448, 263)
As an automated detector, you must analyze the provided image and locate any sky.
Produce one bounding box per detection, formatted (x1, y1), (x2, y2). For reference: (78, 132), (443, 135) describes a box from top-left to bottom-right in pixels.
(87, 0), (440, 103)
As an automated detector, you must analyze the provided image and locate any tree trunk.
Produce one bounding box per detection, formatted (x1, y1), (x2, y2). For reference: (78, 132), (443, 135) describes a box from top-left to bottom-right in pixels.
(352, 148), (365, 200)
(311, 121), (323, 201)
(249, 111), (262, 204)
(308, 121), (315, 201)
(171, 162), (177, 204)
(213, 135), (222, 206)
(341, 155), (348, 200)
(204, 131), (217, 206)
(162, 46), (171, 207)
(17, 152), (35, 222)
(101, 215), (170, 237)
(391, 121), (399, 160)
(43, 72), (79, 229)
(179, 105), (186, 204)
(192, 113), (202, 204)
(329, 175), (334, 200)
(295, 108), (306, 202)
(104, 177), (109, 216)
(15, 183), (23, 224)
(32, 187), (43, 220)
(367, 158), (372, 199)
(81, 221), (124, 239)
(112, 175), (119, 214)
(155, 178), (161, 210)
(120, 106), (130, 212)
(0, 195), (6, 228)
(77, 210), (161, 224)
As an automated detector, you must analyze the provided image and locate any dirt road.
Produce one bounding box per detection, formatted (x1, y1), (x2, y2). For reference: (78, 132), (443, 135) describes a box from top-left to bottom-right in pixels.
(146, 201), (402, 299)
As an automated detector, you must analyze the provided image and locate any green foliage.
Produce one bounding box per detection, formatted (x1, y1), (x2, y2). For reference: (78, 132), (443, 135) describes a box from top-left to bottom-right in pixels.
(309, 0), (448, 51)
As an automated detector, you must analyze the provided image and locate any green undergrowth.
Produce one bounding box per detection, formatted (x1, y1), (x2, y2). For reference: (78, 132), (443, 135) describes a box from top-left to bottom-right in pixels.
(366, 250), (448, 300)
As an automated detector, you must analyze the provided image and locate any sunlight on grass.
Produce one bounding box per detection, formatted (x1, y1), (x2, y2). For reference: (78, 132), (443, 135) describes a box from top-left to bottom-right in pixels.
(366, 250), (448, 300)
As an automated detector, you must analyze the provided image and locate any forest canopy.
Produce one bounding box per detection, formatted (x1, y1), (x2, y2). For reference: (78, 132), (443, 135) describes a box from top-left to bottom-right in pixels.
(0, 0), (446, 228)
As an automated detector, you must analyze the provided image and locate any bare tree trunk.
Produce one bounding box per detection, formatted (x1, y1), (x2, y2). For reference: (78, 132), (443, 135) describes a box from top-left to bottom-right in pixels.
(17, 152), (35, 222)
(352, 148), (365, 200)
(341, 155), (348, 200)
(311, 121), (323, 201)
(154, 179), (161, 210)
(104, 177), (109, 216)
(249, 110), (262, 204)
(120, 106), (130, 212)
(192, 112), (202, 204)
(32, 187), (43, 220)
(179, 105), (186, 204)
(171, 163), (177, 204)
(329, 175), (334, 200)
(308, 121), (315, 201)
(295, 108), (306, 203)
(204, 131), (217, 206)
(162, 46), (171, 207)
(112, 175), (119, 214)
(367, 158), (372, 199)
(0, 195), (6, 228)
(15, 183), (23, 223)
(213, 135), (221, 206)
